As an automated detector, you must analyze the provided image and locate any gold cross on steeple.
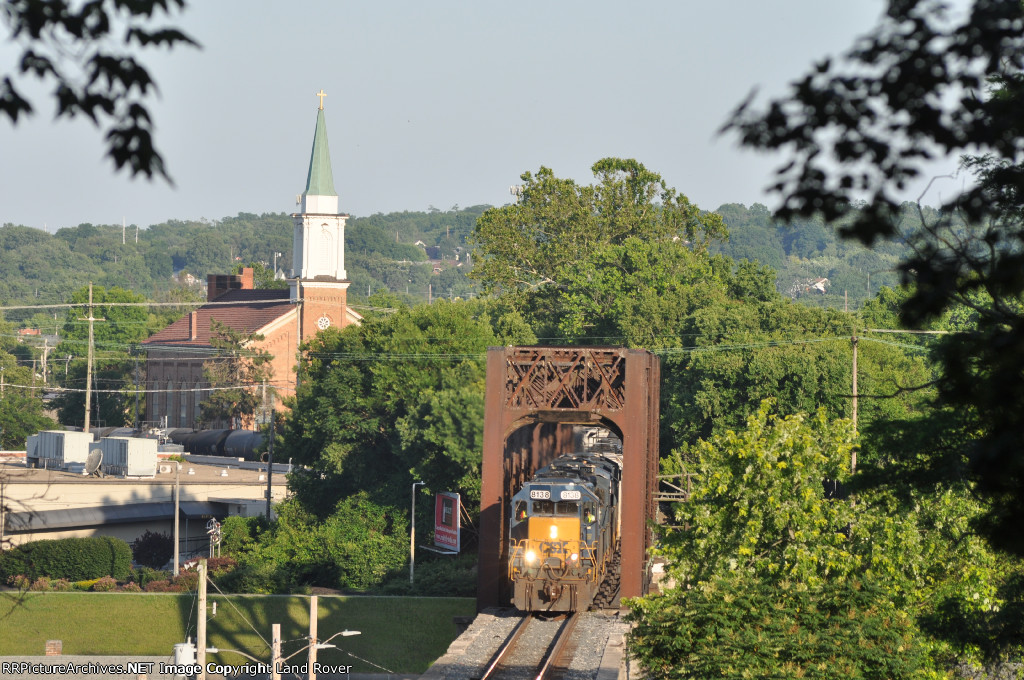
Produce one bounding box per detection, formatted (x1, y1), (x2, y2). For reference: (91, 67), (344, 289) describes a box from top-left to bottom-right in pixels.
(315, 89), (327, 110)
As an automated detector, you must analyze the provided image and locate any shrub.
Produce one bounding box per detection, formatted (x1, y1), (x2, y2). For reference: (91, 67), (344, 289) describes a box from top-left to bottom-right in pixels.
(206, 556), (238, 575)
(29, 576), (51, 591)
(220, 515), (268, 556)
(51, 578), (72, 592)
(130, 530), (173, 569)
(0, 536), (132, 582)
(101, 536), (132, 581)
(381, 554), (476, 596)
(91, 576), (117, 592)
(120, 581), (142, 592)
(74, 578), (100, 591)
(217, 561), (291, 595)
(320, 494), (408, 590)
(7, 574), (30, 590)
(172, 570), (199, 592)
(143, 579), (173, 592)
(130, 566), (170, 588)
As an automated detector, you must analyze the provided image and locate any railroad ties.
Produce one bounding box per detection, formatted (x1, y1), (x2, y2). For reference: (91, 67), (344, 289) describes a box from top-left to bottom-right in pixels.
(475, 613), (580, 680)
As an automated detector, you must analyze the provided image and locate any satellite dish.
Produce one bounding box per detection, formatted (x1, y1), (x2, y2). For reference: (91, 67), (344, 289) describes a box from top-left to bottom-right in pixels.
(84, 449), (103, 477)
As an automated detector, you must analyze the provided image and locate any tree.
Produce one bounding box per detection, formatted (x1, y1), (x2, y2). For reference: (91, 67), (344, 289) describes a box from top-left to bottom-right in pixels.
(472, 157), (725, 288)
(198, 319), (273, 429)
(0, 348), (56, 448)
(723, 0), (1024, 555)
(631, 401), (1024, 676)
(218, 495), (408, 592)
(282, 298), (535, 516)
(629, 403), (932, 678)
(1, 0), (197, 179)
(471, 158), (728, 343)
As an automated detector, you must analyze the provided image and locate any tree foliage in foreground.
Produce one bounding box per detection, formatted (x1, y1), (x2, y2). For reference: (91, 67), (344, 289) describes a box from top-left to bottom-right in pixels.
(632, 402), (1020, 677)
(0, 0), (197, 179)
(724, 0), (1024, 555)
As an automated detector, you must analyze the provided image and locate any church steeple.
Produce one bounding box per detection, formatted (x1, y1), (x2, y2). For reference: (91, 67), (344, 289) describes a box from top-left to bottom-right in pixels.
(291, 89), (349, 285)
(301, 90), (339, 214)
(287, 90), (358, 342)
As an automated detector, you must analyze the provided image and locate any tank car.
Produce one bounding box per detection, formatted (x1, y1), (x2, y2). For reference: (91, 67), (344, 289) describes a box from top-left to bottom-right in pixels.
(508, 452), (622, 611)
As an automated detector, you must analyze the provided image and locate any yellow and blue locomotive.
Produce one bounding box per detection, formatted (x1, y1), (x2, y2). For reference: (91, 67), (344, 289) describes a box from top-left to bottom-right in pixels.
(508, 452), (622, 611)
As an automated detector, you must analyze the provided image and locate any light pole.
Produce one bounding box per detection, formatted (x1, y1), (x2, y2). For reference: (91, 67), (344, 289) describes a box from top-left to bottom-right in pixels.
(273, 251), (282, 280)
(410, 481), (425, 584)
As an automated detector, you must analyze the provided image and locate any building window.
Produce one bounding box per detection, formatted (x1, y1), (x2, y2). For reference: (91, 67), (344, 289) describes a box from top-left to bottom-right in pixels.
(166, 380), (174, 427)
(151, 380), (160, 427)
(194, 381), (202, 426)
(179, 381), (188, 428)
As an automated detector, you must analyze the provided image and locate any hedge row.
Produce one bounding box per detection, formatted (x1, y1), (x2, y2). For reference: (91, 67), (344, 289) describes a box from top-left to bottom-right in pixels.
(0, 537), (132, 581)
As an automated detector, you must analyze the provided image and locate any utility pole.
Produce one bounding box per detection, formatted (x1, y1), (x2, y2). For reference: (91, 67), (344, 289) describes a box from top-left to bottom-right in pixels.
(851, 326), (859, 473)
(173, 463), (181, 576)
(80, 283), (104, 433)
(41, 338), (49, 385)
(197, 558), (207, 680)
(308, 596), (319, 680)
(271, 623), (281, 680)
(133, 349), (140, 430)
(1, 476), (6, 548)
(410, 481), (425, 584)
(266, 404), (275, 520)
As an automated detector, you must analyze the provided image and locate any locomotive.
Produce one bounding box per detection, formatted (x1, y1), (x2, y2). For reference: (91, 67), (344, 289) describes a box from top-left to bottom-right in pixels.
(508, 451), (622, 611)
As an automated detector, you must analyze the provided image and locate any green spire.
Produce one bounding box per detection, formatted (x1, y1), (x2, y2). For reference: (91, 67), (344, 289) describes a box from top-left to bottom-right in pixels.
(304, 108), (337, 197)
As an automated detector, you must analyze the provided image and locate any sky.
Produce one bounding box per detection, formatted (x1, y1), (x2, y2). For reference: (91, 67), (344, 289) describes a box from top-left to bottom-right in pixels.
(0, 1), (967, 232)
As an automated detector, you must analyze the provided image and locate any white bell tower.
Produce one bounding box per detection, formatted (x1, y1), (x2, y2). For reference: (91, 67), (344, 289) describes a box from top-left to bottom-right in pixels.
(289, 90), (352, 338)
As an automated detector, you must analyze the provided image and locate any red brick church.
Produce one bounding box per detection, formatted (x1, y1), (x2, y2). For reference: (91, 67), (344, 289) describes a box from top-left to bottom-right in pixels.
(143, 93), (361, 429)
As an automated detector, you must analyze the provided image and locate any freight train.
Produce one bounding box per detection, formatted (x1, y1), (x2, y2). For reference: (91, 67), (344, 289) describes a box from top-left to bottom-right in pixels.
(87, 427), (265, 460)
(508, 451), (622, 611)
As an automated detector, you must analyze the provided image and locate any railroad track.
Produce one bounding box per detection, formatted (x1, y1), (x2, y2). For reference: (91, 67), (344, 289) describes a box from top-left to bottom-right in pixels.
(475, 612), (580, 680)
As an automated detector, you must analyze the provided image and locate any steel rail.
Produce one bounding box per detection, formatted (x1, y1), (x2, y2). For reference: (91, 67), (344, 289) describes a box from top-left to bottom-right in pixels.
(477, 614), (532, 680)
(535, 613), (579, 680)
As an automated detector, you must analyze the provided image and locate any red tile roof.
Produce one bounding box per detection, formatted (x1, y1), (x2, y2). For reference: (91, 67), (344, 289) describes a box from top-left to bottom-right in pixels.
(143, 289), (294, 347)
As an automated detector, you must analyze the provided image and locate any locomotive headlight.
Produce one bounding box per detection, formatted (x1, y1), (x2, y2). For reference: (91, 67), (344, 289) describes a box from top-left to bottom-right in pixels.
(525, 550), (538, 564)
(549, 525), (558, 539)
(569, 552), (579, 562)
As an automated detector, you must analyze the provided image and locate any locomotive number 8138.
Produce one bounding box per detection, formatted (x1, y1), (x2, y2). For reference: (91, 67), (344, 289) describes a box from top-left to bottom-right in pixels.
(508, 452), (622, 611)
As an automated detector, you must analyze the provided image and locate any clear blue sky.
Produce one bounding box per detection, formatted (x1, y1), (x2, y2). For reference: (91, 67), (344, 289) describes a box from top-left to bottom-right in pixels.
(0, 1), (965, 231)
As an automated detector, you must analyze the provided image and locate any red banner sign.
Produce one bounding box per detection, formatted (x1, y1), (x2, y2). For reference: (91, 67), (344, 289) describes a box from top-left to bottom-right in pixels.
(434, 492), (460, 552)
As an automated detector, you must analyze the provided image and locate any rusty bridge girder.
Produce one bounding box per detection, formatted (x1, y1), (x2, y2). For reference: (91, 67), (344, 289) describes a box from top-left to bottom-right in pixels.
(477, 346), (660, 610)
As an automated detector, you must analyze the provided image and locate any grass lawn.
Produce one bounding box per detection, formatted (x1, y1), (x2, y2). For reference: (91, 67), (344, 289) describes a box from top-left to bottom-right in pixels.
(0, 592), (475, 673)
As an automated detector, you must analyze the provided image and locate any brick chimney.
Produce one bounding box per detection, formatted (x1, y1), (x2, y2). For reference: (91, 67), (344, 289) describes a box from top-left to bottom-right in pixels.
(189, 311), (198, 341)
(207, 270), (252, 301)
(241, 267), (254, 290)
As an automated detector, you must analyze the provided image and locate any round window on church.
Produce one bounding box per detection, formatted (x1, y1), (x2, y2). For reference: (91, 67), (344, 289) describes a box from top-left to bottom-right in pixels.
(316, 315), (331, 330)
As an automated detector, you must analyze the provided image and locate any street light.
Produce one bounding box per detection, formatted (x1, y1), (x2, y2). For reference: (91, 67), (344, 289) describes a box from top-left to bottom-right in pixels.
(410, 481), (425, 584)
(273, 251), (283, 280)
(280, 631), (362, 662)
